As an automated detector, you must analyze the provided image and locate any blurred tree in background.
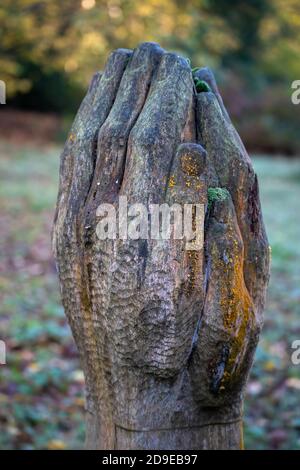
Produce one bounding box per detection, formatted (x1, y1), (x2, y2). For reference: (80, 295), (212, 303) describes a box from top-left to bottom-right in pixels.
(1, 0), (300, 152)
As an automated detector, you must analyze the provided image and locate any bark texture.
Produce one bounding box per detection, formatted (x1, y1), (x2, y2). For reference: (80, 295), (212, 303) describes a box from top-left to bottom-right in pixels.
(52, 43), (270, 450)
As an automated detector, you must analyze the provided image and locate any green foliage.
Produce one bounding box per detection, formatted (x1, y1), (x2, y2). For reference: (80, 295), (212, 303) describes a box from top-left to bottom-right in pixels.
(205, 0), (273, 66)
(1, 0), (300, 117)
(1, 0), (300, 152)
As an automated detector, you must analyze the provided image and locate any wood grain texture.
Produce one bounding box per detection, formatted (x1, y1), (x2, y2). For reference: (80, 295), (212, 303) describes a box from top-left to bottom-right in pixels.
(52, 43), (270, 450)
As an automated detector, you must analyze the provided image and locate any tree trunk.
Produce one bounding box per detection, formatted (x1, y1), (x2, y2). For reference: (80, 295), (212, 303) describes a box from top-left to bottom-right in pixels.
(52, 43), (270, 450)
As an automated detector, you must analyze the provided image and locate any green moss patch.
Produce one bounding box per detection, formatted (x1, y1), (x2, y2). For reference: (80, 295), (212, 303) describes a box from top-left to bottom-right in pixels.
(207, 187), (230, 209)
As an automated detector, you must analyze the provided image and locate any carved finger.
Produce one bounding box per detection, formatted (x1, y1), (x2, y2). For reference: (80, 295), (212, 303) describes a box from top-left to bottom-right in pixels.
(195, 67), (251, 159)
(53, 70), (101, 247)
(194, 67), (230, 122)
(196, 90), (270, 320)
(53, 48), (132, 254)
(121, 52), (194, 204)
(53, 47), (131, 355)
(165, 142), (207, 301)
(85, 42), (164, 216)
(188, 192), (259, 406)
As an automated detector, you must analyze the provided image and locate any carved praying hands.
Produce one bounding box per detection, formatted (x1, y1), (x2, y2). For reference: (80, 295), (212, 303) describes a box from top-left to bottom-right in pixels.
(53, 43), (270, 449)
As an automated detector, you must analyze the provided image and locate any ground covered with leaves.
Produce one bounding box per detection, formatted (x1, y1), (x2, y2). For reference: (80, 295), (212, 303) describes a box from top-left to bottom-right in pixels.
(0, 142), (299, 449)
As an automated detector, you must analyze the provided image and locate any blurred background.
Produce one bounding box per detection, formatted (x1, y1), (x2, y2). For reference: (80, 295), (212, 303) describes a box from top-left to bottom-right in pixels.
(0, 0), (300, 449)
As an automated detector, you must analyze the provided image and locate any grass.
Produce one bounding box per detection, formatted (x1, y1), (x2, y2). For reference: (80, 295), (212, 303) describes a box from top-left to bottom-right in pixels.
(0, 142), (84, 450)
(0, 142), (300, 449)
(244, 156), (300, 449)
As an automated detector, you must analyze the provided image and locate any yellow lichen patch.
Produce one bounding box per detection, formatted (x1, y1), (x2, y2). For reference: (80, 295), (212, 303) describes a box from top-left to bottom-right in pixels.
(69, 132), (76, 143)
(195, 182), (204, 191)
(168, 175), (176, 188)
(181, 153), (201, 176)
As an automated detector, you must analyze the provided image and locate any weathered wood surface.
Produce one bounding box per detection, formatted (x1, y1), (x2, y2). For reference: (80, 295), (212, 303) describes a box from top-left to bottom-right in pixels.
(52, 43), (270, 450)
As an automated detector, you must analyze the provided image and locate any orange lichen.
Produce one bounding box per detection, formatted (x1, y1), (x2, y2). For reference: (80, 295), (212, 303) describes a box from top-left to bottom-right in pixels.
(181, 154), (201, 176)
(210, 221), (255, 392)
(168, 175), (176, 188)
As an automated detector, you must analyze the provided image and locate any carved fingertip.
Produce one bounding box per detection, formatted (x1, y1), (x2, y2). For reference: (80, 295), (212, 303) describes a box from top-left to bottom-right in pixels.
(177, 143), (207, 177)
(128, 42), (164, 74)
(135, 41), (164, 55)
(159, 52), (192, 78)
(195, 68), (230, 122)
(111, 47), (133, 58)
(88, 71), (102, 95)
(106, 48), (132, 70)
